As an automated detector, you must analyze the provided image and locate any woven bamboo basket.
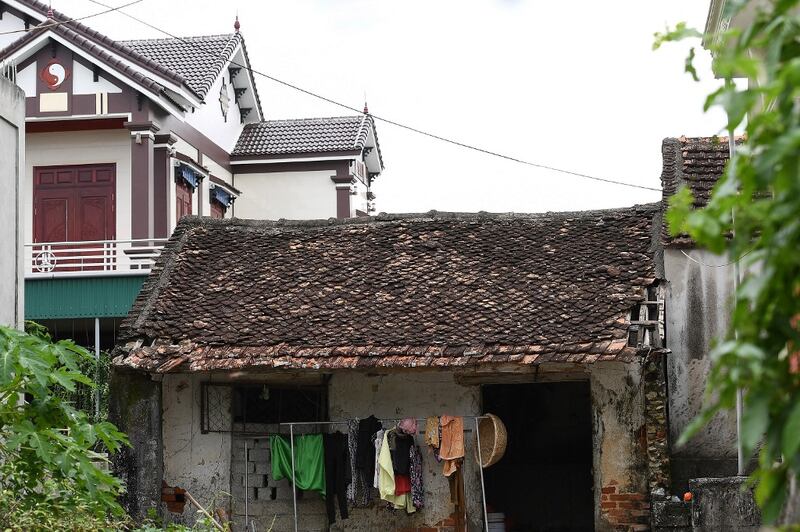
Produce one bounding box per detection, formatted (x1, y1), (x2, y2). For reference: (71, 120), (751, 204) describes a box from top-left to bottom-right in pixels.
(475, 413), (507, 468)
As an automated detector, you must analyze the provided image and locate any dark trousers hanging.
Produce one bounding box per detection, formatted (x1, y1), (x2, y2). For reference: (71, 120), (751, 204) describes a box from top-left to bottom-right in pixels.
(323, 432), (350, 523)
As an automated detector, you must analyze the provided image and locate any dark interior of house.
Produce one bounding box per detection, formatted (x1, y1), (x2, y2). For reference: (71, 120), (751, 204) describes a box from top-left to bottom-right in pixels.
(482, 381), (595, 532)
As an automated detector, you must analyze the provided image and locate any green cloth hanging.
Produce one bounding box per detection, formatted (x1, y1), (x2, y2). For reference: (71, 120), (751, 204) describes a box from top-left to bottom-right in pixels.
(270, 434), (326, 496)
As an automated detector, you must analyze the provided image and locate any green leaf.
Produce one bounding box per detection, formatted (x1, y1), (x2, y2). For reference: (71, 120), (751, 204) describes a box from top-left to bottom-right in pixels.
(781, 396), (800, 458)
(685, 47), (699, 81)
(653, 21), (703, 50)
(741, 394), (769, 460)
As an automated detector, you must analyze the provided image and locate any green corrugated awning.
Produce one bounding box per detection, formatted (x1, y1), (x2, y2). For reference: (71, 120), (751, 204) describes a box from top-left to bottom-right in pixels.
(25, 275), (147, 320)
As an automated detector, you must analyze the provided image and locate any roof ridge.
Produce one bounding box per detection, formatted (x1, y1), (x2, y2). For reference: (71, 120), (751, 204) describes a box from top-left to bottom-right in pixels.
(174, 203), (662, 231)
(119, 33), (237, 44)
(252, 115), (365, 125)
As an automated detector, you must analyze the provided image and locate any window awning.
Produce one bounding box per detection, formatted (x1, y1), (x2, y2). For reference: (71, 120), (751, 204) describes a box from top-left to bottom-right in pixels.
(176, 164), (202, 190)
(211, 185), (235, 208)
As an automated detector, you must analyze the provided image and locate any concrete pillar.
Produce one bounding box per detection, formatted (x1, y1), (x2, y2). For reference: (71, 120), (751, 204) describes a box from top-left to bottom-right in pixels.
(331, 161), (354, 219)
(109, 369), (163, 522)
(153, 134), (177, 239)
(125, 121), (160, 240)
(0, 77), (24, 328)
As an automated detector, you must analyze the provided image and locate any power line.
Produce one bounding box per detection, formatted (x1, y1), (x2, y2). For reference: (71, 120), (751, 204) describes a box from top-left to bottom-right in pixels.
(0, 0), (145, 36)
(85, 0), (661, 193)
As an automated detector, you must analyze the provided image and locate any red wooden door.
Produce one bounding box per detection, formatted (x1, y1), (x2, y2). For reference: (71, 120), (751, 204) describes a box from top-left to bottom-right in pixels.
(176, 181), (193, 222)
(210, 200), (224, 219)
(33, 164), (116, 272)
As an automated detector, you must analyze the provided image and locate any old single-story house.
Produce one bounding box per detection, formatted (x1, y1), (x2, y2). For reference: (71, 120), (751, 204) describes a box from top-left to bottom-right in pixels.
(113, 204), (669, 531)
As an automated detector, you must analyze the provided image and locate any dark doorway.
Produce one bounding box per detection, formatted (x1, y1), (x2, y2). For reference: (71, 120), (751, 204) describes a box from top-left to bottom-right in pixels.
(482, 381), (594, 532)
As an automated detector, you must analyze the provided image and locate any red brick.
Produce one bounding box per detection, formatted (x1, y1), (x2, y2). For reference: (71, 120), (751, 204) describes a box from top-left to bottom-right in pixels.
(161, 494), (176, 502)
(623, 493), (647, 501)
(601, 501), (617, 509)
(601, 486), (617, 494)
(438, 517), (456, 526)
(618, 501), (639, 509)
(419, 528), (438, 532)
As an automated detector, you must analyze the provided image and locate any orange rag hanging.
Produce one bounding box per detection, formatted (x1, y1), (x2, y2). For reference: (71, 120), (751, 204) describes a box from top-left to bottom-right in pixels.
(439, 415), (464, 476)
(424, 416), (439, 448)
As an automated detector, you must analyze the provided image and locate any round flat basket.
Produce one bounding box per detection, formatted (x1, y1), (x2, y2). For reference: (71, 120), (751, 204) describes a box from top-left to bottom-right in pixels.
(475, 413), (507, 468)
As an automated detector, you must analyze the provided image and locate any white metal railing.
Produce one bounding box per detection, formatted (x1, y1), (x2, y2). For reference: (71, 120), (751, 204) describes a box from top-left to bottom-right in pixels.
(24, 238), (167, 278)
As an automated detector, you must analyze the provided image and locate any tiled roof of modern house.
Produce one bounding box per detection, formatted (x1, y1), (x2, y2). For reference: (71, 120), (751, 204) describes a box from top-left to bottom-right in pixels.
(3, 1), (185, 89)
(661, 136), (736, 246)
(116, 205), (662, 373)
(3, 1), (262, 111)
(232, 115), (373, 157)
(121, 34), (241, 100)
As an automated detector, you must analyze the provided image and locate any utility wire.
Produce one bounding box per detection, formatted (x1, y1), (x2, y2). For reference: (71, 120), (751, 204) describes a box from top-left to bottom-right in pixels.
(84, 0), (661, 193)
(0, 0), (145, 36)
(680, 248), (754, 268)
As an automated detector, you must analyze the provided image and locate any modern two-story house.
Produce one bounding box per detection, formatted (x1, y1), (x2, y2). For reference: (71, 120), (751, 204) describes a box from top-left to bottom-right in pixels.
(0, 0), (384, 349)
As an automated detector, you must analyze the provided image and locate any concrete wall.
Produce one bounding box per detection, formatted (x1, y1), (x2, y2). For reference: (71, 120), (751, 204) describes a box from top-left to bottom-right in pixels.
(233, 170), (338, 220)
(0, 77), (24, 328)
(161, 374), (232, 526)
(25, 129), (132, 243)
(109, 370), (163, 521)
(0, 10), (25, 50)
(589, 362), (650, 531)
(664, 248), (739, 491)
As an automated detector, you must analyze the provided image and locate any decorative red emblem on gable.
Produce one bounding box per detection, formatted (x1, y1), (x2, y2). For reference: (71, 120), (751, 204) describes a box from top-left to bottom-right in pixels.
(39, 59), (70, 90)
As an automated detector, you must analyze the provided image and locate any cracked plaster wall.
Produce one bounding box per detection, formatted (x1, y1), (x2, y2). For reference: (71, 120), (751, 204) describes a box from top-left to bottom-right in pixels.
(664, 249), (738, 491)
(162, 374), (232, 526)
(590, 362), (649, 531)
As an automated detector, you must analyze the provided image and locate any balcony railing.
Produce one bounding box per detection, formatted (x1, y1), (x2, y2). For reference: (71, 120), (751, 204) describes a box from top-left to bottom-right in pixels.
(24, 238), (167, 278)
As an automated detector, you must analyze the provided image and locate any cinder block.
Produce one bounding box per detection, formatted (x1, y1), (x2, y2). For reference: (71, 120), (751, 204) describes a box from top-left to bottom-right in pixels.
(230, 485), (257, 502)
(255, 462), (270, 475)
(232, 461), (255, 475)
(249, 448), (269, 462)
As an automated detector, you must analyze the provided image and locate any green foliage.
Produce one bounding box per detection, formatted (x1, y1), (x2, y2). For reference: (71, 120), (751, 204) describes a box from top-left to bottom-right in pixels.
(658, 0), (800, 523)
(0, 325), (129, 530)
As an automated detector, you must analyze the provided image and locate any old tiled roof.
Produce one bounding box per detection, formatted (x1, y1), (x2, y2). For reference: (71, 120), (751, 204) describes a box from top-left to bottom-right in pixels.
(121, 34), (240, 100)
(232, 115), (373, 157)
(661, 136), (737, 246)
(116, 205), (662, 373)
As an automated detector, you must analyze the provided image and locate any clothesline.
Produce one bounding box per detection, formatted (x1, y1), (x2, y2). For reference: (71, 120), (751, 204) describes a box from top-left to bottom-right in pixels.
(241, 415), (491, 532)
(236, 416), (489, 438)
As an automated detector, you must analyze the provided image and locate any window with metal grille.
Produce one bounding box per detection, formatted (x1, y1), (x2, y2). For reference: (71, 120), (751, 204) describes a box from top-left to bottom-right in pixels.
(201, 382), (327, 433)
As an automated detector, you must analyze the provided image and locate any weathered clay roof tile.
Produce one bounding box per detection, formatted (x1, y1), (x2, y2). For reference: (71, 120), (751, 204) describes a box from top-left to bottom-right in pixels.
(661, 136), (740, 246)
(116, 205), (662, 372)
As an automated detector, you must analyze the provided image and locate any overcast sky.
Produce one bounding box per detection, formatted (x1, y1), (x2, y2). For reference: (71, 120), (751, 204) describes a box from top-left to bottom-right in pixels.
(54, 0), (728, 214)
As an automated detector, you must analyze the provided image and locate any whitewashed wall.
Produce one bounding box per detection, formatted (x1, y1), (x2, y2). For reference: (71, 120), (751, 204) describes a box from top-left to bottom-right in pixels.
(161, 374), (232, 526)
(233, 170), (337, 220)
(0, 11), (25, 51)
(185, 63), (243, 154)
